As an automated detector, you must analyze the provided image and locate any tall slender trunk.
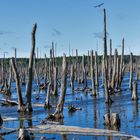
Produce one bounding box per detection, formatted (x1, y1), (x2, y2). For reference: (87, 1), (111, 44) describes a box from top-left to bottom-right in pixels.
(25, 23), (37, 112)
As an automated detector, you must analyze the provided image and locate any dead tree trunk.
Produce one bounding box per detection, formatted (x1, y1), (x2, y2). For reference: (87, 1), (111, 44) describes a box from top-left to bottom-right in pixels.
(70, 64), (74, 93)
(108, 39), (112, 89)
(116, 55), (120, 90)
(102, 9), (112, 103)
(44, 59), (52, 108)
(82, 55), (87, 89)
(54, 54), (67, 118)
(132, 81), (138, 100)
(129, 52), (133, 90)
(90, 50), (95, 96)
(118, 38), (124, 89)
(52, 66), (58, 95)
(10, 57), (24, 112)
(111, 49), (117, 91)
(75, 49), (78, 81)
(95, 51), (98, 87)
(25, 23), (37, 112)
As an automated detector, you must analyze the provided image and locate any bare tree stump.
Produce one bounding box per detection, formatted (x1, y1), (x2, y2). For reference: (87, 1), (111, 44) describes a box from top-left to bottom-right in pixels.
(18, 128), (31, 140)
(95, 51), (98, 87)
(104, 113), (120, 128)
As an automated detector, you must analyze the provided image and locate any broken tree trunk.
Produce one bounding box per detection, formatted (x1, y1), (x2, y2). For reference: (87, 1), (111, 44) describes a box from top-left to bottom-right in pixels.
(10, 57), (24, 112)
(25, 23), (37, 112)
(95, 51), (98, 87)
(90, 50), (95, 96)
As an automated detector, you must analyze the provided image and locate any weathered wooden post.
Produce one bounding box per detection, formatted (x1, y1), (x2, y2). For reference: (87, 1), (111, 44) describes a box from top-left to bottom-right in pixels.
(95, 51), (98, 87)
(129, 52), (133, 90)
(11, 57), (24, 112)
(25, 23), (37, 112)
(90, 50), (95, 96)
(70, 64), (74, 93)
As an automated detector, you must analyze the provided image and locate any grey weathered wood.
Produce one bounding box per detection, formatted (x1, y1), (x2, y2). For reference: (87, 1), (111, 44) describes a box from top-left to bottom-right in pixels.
(90, 50), (95, 96)
(95, 51), (98, 87)
(118, 38), (124, 89)
(25, 23), (37, 112)
(108, 39), (112, 89)
(18, 128), (31, 140)
(53, 54), (67, 119)
(44, 59), (52, 107)
(129, 52), (133, 90)
(111, 49), (117, 90)
(132, 81), (138, 100)
(10, 57), (24, 112)
(70, 64), (74, 93)
(52, 66), (58, 95)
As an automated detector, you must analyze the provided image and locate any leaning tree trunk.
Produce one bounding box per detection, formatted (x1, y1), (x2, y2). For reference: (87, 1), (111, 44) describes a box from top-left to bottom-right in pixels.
(10, 57), (24, 112)
(25, 23), (37, 112)
(53, 54), (67, 119)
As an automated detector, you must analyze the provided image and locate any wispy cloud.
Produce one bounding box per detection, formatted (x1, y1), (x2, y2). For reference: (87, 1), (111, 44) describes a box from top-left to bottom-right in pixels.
(117, 13), (127, 20)
(0, 31), (15, 36)
(52, 28), (62, 36)
(93, 32), (109, 39)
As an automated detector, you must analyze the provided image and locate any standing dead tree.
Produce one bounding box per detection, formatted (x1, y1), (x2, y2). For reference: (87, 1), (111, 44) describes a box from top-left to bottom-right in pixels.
(102, 9), (112, 103)
(95, 51), (98, 87)
(25, 23), (37, 112)
(90, 50), (95, 96)
(47, 54), (67, 120)
(118, 38), (124, 89)
(129, 52), (133, 90)
(11, 58), (24, 112)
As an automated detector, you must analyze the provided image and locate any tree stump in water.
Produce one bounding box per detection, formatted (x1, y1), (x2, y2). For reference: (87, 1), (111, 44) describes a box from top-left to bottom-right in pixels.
(18, 128), (31, 140)
(104, 113), (120, 128)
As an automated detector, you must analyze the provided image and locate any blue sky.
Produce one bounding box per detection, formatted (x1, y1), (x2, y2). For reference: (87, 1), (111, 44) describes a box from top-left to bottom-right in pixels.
(0, 0), (140, 58)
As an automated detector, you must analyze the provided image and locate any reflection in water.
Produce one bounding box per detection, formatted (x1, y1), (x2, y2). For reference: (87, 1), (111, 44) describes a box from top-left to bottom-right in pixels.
(61, 134), (68, 140)
(18, 112), (34, 139)
(132, 100), (139, 117)
(93, 96), (97, 128)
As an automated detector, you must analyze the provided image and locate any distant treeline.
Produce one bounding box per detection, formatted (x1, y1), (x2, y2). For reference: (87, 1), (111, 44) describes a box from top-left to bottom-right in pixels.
(0, 55), (139, 66)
